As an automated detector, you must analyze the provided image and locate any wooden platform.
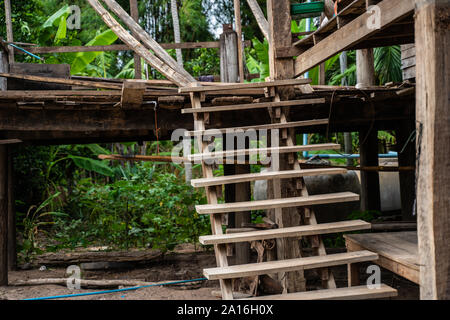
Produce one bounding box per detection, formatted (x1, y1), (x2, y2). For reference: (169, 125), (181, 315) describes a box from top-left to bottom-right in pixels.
(344, 231), (419, 284)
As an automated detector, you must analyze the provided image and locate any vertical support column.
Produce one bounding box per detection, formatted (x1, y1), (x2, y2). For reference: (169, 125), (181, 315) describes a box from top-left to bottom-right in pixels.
(7, 148), (16, 270)
(267, 0), (306, 293)
(0, 145), (8, 286)
(130, 0), (141, 79)
(396, 119), (416, 221)
(233, 0), (245, 82)
(220, 24), (251, 266)
(415, 0), (450, 300)
(357, 48), (380, 212)
(4, 0), (14, 63)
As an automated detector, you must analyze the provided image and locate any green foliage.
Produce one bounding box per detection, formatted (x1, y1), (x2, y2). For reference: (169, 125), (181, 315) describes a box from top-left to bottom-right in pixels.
(50, 163), (208, 253)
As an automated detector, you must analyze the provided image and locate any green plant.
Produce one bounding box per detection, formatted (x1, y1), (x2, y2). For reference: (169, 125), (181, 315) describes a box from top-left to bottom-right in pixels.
(19, 192), (68, 262)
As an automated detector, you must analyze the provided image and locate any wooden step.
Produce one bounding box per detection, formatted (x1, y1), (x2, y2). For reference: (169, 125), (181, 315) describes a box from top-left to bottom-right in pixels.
(188, 143), (341, 162)
(178, 79), (312, 93)
(196, 192), (360, 214)
(191, 168), (347, 188)
(185, 119), (329, 137)
(242, 284), (397, 300)
(204, 250), (378, 280)
(181, 98), (325, 114)
(199, 220), (371, 245)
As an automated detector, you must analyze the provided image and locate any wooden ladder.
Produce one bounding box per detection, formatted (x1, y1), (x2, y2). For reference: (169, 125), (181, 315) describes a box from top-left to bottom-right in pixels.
(183, 82), (397, 300)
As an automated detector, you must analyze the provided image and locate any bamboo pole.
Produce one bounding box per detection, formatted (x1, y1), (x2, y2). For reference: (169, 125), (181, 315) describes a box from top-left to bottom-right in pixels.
(233, 0), (245, 83)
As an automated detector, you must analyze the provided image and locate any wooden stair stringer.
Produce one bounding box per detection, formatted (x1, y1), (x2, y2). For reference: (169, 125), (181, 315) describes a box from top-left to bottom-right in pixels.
(189, 92), (234, 300)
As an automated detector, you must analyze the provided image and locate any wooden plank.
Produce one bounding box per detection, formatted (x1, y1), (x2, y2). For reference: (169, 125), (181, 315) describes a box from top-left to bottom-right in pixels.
(25, 42), (222, 54)
(242, 284), (397, 300)
(179, 79), (312, 93)
(188, 143), (341, 162)
(0, 73), (122, 90)
(182, 98), (325, 113)
(189, 92), (234, 300)
(200, 220), (371, 245)
(415, 0), (450, 300)
(246, 0), (270, 40)
(204, 250), (378, 280)
(196, 192), (360, 214)
(345, 234), (419, 284)
(191, 168), (348, 188)
(186, 119), (329, 137)
(120, 80), (146, 109)
(87, 0), (193, 87)
(294, 0), (415, 76)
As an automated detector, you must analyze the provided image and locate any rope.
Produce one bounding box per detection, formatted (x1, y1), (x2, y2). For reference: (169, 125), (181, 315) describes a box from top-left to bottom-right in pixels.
(23, 278), (208, 301)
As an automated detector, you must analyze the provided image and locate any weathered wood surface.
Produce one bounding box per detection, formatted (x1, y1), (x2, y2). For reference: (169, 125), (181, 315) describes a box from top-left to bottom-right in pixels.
(294, 0), (415, 76)
(345, 231), (419, 284)
(31, 249), (162, 266)
(243, 284), (397, 300)
(415, 0), (450, 300)
(246, 0), (270, 40)
(87, 0), (194, 87)
(204, 251), (378, 280)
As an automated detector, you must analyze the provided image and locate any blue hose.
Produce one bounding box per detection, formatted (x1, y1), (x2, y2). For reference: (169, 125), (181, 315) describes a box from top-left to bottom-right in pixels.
(23, 277), (207, 301)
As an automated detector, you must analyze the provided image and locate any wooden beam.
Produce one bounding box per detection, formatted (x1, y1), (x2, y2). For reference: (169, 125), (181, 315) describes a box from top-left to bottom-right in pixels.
(4, 0), (14, 62)
(0, 73), (122, 90)
(179, 79), (311, 93)
(129, 0), (142, 80)
(7, 148), (16, 270)
(120, 80), (146, 109)
(294, 0), (415, 76)
(101, 0), (195, 83)
(0, 145), (7, 285)
(87, 0), (193, 87)
(233, 0), (245, 83)
(246, 0), (270, 41)
(415, 0), (450, 300)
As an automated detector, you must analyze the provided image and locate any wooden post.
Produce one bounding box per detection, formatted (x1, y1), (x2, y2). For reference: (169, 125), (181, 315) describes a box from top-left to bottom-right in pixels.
(130, 0), (142, 79)
(0, 145), (8, 286)
(220, 24), (251, 266)
(396, 119), (416, 221)
(233, 0), (245, 83)
(415, 0), (450, 300)
(267, 0), (306, 293)
(4, 0), (14, 63)
(7, 148), (16, 270)
(357, 48), (381, 212)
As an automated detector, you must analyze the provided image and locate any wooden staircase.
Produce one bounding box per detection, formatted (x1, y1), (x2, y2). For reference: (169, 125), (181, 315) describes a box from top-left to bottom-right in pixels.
(182, 80), (397, 300)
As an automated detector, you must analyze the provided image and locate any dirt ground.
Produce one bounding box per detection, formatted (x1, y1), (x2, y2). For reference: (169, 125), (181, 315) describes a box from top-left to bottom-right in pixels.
(0, 246), (420, 301)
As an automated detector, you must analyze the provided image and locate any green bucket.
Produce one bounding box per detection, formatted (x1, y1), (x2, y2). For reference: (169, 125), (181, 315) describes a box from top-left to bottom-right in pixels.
(291, 1), (325, 19)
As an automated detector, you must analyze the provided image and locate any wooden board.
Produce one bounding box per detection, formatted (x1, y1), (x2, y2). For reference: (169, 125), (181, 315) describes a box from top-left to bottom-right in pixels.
(242, 284), (397, 300)
(188, 143), (341, 162)
(181, 98), (325, 113)
(204, 250), (378, 280)
(178, 79), (312, 93)
(294, 0), (415, 76)
(196, 192), (360, 214)
(191, 168), (347, 188)
(344, 231), (419, 284)
(199, 220), (371, 245)
(186, 119), (329, 137)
